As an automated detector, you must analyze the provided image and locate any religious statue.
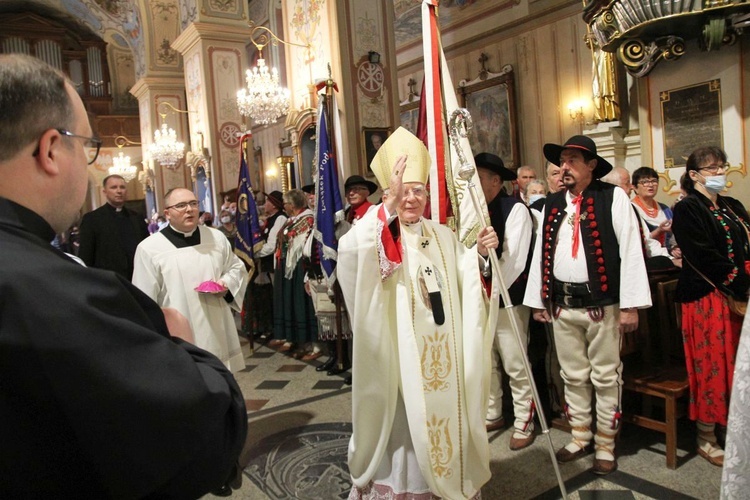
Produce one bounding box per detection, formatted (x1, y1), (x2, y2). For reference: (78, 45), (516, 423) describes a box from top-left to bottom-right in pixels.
(586, 32), (620, 122)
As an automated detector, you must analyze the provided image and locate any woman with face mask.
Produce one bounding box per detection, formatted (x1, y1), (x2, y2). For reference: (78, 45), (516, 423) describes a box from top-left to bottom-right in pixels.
(672, 146), (750, 468)
(217, 209), (237, 250)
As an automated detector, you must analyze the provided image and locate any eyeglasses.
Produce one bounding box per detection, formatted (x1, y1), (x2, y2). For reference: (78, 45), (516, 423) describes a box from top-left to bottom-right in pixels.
(637, 179), (659, 186)
(33, 129), (102, 165)
(404, 187), (427, 199)
(699, 163), (729, 174)
(165, 200), (199, 212)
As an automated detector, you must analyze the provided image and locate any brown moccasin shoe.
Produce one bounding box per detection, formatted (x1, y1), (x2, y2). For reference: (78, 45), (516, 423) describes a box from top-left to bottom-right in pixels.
(555, 444), (592, 463)
(485, 417), (506, 433)
(592, 457), (618, 475)
(509, 432), (536, 451)
(698, 446), (724, 467)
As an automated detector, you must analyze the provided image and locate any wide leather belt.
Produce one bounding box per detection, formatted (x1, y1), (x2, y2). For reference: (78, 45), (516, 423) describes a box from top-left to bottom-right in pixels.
(553, 280), (593, 308)
(551, 280), (618, 308)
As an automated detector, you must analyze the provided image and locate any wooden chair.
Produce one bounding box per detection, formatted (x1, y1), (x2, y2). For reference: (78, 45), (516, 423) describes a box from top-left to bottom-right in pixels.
(623, 277), (689, 469)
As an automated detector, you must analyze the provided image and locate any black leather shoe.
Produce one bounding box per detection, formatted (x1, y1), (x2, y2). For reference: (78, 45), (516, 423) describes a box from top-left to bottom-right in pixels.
(211, 483), (232, 497)
(344, 375), (352, 385)
(327, 364), (351, 376)
(316, 356), (337, 372)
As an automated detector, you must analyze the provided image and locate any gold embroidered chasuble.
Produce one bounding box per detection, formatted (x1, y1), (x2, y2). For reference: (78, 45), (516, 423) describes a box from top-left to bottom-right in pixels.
(339, 207), (498, 499)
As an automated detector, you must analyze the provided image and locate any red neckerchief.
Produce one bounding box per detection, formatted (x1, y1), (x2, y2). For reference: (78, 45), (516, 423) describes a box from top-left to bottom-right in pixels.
(347, 201), (373, 223)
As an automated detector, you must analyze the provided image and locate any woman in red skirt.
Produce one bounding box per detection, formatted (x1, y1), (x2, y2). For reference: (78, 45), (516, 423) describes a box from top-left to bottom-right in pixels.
(672, 146), (750, 467)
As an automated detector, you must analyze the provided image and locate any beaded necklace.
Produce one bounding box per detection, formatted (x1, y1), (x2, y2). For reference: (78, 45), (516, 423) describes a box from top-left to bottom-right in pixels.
(633, 196), (659, 219)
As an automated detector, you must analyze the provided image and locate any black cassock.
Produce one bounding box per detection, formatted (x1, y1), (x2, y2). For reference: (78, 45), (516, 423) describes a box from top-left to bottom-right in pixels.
(0, 197), (247, 499)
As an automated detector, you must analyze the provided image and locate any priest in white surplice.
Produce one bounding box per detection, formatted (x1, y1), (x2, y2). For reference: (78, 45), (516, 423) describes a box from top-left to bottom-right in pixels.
(339, 128), (500, 500)
(133, 188), (248, 373)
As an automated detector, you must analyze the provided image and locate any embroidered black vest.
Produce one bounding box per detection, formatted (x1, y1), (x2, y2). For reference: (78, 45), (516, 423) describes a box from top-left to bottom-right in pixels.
(259, 211), (283, 273)
(488, 194), (534, 307)
(540, 180), (621, 307)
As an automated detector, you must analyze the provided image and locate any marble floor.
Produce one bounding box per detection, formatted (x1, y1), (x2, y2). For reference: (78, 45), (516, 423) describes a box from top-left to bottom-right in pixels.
(211, 336), (723, 500)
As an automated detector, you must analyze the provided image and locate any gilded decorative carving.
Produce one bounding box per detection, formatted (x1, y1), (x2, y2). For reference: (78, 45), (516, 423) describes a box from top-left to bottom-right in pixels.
(584, 0), (749, 76)
(617, 36), (685, 78)
(426, 414), (454, 479)
(421, 331), (452, 393)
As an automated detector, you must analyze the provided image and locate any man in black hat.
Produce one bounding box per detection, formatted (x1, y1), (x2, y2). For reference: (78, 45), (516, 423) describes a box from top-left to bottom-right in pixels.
(344, 175), (377, 224)
(301, 184), (315, 210)
(523, 135), (651, 474)
(475, 153), (536, 450)
(243, 191), (288, 341)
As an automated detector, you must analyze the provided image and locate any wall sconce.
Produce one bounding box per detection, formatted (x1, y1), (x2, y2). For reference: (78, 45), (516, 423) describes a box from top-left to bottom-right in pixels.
(368, 51), (381, 64)
(568, 100), (585, 123)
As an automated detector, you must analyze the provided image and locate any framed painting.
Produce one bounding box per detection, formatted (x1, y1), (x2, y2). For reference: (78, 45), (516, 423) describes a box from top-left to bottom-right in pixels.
(252, 146), (264, 195)
(399, 100), (420, 137)
(457, 66), (519, 170)
(362, 127), (391, 177)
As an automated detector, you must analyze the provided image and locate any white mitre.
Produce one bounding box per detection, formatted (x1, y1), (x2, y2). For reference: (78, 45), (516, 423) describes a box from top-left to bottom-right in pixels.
(369, 127), (431, 190)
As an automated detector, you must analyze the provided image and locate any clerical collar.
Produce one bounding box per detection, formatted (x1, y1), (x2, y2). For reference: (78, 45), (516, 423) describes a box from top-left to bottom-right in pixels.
(167, 224), (196, 237)
(105, 203), (125, 213)
(402, 218), (422, 227)
(163, 224), (201, 248)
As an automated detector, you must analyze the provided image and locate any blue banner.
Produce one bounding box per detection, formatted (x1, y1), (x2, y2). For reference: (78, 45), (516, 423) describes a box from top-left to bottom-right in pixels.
(314, 97), (344, 281)
(235, 142), (263, 267)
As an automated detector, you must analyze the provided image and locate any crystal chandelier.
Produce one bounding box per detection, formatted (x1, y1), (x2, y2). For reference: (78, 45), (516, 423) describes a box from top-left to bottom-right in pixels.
(148, 121), (185, 170)
(109, 151), (137, 181)
(109, 135), (140, 182)
(237, 58), (291, 126)
(236, 23), (311, 126)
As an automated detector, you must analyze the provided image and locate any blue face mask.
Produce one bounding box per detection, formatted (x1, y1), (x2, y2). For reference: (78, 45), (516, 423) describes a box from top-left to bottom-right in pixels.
(528, 194), (545, 206)
(701, 174), (727, 194)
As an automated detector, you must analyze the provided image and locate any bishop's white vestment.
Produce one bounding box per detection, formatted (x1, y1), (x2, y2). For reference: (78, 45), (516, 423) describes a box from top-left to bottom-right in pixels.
(133, 226), (248, 373)
(338, 206), (497, 499)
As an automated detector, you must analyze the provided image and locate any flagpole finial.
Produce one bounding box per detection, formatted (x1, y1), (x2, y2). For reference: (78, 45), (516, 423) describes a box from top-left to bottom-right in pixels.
(448, 108), (475, 181)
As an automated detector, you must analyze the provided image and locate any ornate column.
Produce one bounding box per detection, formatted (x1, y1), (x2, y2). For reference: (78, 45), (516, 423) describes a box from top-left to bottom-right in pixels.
(130, 76), (191, 212)
(172, 13), (251, 215)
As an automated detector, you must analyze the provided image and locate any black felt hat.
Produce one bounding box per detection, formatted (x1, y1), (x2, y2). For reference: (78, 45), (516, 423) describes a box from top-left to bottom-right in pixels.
(344, 175), (378, 195)
(264, 190), (284, 210)
(301, 184), (315, 194)
(543, 135), (613, 178)
(474, 152), (517, 181)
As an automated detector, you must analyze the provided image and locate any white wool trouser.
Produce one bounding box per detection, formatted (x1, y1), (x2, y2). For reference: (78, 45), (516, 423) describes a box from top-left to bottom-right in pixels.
(553, 304), (623, 447)
(486, 305), (534, 432)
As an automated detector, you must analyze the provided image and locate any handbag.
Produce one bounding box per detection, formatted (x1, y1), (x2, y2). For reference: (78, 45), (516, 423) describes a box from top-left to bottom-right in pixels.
(310, 280), (336, 313)
(685, 257), (747, 317)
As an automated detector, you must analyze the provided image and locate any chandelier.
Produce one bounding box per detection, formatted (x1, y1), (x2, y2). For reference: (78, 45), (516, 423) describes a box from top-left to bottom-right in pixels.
(237, 59), (291, 126)
(109, 135), (140, 182)
(148, 121), (185, 170)
(237, 23), (311, 126)
(147, 102), (189, 170)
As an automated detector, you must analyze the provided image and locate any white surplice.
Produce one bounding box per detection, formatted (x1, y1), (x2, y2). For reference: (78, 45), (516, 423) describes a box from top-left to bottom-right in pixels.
(132, 226), (248, 372)
(339, 206), (497, 499)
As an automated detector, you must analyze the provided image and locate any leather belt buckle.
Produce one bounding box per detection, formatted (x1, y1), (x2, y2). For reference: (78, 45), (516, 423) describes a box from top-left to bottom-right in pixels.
(562, 295), (576, 307)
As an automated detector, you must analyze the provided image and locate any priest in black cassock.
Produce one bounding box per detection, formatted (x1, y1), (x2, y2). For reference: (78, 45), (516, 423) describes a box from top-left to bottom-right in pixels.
(0, 54), (246, 498)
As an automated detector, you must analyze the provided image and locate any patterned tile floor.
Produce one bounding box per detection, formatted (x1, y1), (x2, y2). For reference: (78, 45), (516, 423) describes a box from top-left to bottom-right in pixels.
(203, 334), (722, 499)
